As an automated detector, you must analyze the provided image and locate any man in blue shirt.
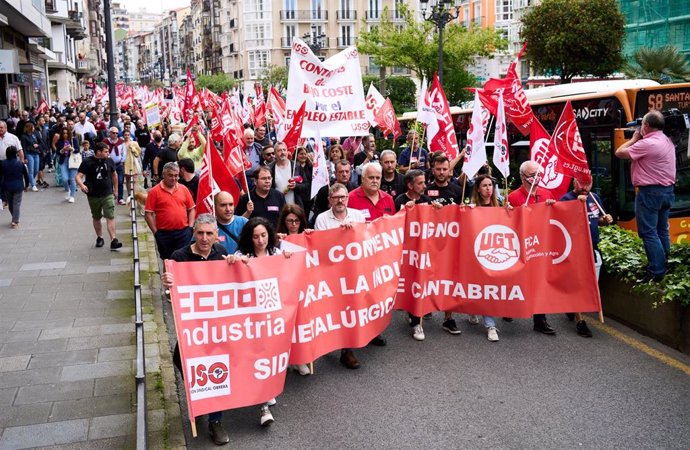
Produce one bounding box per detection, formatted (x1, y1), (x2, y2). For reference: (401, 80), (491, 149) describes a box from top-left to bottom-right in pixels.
(560, 178), (613, 337)
(214, 190), (247, 254)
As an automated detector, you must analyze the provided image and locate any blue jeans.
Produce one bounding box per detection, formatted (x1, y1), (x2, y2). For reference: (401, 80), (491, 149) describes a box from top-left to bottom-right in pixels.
(26, 153), (39, 187)
(483, 316), (496, 328)
(115, 163), (124, 200)
(635, 185), (674, 276)
(208, 411), (223, 422)
(60, 160), (78, 197)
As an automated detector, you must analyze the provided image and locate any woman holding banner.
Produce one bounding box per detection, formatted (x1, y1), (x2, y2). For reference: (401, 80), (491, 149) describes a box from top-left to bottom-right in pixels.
(227, 217), (293, 425)
(468, 174), (501, 342)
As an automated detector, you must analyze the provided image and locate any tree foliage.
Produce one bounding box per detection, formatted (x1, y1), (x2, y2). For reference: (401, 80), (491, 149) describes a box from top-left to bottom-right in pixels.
(357, 4), (505, 86)
(624, 46), (690, 83)
(195, 73), (235, 94)
(259, 65), (289, 91)
(520, 0), (625, 83)
(361, 75), (418, 113)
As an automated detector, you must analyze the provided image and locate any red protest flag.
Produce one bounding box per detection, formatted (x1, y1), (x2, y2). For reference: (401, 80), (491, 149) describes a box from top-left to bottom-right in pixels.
(182, 69), (199, 123)
(197, 134), (241, 215)
(374, 97), (402, 141)
(281, 101), (307, 153)
(35, 98), (49, 115)
(267, 86), (286, 127)
(254, 83), (266, 128)
(530, 119), (571, 200)
(223, 132), (250, 194)
(552, 101), (592, 185)
(428, 73), (460, 160)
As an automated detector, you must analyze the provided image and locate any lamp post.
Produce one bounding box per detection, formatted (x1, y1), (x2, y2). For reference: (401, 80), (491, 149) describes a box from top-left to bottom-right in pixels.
(420, 0), (459, 85)
(303, 25), (326, 56)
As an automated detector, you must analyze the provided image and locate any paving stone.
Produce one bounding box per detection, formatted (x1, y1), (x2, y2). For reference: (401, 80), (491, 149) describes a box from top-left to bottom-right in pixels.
(0, 339), (68, 357)
(110, 258), (131, 266)
(0, 278), (11, 287)
(106, 290), (131, 300)
(0, 309), (49, 321)
(0, 418), (89, 449)
(11, 319), (73, 331)
(39, 323), (132, 341)
(87, 265), (132, 274)
(0, 403), (52, 428)
(147, 408), (166, 432)
(60, 361), (132, 382)
(14, 380), (94, 405)
(93, 375), (133, 397)
(0, 355), (31, 372)
(27, 349), (98, 369)
(11, 275), (60, 286)
(0, 367), (61, 389)
(32, 282), (85, 293)
(67, 333), (133, 351)
(59, 273), (110, 283)
(88, 413), (136, 440)
(0, 329), (41, 343)
(0, 387), (17, 405)
(97, 345), (135, 362)
(73, 316), (128, 327)
(20, 261), (67, 271)
(49, 394), (133, 422)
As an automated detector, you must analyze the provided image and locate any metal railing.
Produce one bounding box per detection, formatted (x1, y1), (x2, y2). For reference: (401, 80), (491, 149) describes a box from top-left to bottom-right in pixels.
(129, 175), (147, 449)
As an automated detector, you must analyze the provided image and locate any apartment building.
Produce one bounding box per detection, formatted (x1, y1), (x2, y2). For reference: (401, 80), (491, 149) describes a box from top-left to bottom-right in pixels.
(76, 0), (106, 91)
(154, 7), (189, 85)
(45, 0), (88, 102)
(0, 0), (53, 111)
(218, 0), (414, 82)
(129, 8), (163, 33)
(110, 2), (129, 30)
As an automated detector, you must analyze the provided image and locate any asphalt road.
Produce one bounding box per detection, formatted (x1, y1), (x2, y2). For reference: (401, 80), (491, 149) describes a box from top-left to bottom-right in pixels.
(171, 310), (690, 449)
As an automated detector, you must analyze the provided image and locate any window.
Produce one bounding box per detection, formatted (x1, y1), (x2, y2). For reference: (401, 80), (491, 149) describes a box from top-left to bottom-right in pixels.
(496, 0), (513, 22)
(341, 25), (352, 46)
(368, 56), (380, 74)
(248, 50), (270, 78)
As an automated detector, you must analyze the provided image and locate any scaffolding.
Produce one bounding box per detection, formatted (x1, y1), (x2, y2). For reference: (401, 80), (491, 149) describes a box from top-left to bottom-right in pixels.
(619, 0), (690, 59)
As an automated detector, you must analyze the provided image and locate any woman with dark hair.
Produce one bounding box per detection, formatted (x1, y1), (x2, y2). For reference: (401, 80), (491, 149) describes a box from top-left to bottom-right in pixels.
(293, 146), (313, 212)
(276, 204), (308, 236)
(227, 216), (293, 424)
(0, 146), (29, 228)
(56, 127), (80, 203)
(327, 144), (345, 182)
(20, 122), (40, 191)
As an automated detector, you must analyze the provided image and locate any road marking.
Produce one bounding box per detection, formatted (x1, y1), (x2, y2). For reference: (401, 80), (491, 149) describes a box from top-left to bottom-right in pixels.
(589, 319), (690, 376)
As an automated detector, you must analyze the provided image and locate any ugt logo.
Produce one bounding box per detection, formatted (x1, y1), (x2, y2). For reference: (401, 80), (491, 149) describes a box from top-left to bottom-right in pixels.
(474, 225), (520, 271)
(187, 355), (231, 400)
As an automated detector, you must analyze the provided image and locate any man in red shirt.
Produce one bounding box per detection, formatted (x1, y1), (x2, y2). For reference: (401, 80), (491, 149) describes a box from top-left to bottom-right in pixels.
(144, 161), (196, 260)
(348, 162), (395, 221)
(507, 160), (557, 335)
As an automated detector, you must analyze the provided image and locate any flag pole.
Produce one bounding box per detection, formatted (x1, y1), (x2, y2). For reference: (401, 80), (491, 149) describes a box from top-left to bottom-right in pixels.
(588, 192), (607, 215)
(524, 172), (541, 205)
(503, 174), (510, 206)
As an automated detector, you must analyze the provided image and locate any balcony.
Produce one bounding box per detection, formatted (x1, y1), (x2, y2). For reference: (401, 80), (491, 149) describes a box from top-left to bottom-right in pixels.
(366, 10), (380, 20)
(336, 10), (357, 20)
(279, 10), (328, 21)
(76, 59), (90, 74)
(66, 10), (87, 40)
(337, 36), (357, 48)
(281, 36), (294, 48)
(45, 0), (58, 13)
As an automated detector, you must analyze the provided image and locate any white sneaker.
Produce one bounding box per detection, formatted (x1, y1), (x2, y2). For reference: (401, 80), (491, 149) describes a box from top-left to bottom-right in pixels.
(468, 315), (480, 325)
(266, 397), (277, 407)
(64, 193), (70, 200)
(487, 327), (499, 342)
(68, 196), (75, 203)
(31, 185), (38, 192)
(412, 324), (425, 341)
(260, 405), (274, 427)
(290, 364), (311, 376)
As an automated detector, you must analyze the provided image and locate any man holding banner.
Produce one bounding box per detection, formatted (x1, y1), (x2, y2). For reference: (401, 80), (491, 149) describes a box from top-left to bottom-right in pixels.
(507, 160), (557, 335)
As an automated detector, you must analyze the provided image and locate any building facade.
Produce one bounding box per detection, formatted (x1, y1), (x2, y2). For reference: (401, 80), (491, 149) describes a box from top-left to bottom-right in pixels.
(45, 0), (87, 103)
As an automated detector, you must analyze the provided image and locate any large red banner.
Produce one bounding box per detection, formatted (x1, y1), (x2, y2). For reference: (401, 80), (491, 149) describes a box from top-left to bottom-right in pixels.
(284, 213), (406, 364)
(165, 255), (303, 419)
(395, 203), (601, 317)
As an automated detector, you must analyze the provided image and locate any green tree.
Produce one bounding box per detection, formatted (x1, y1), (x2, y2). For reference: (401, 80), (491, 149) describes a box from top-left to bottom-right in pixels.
(624, 46), (690, 83)
(357, 4), (505, 87)
(259, 64), (289, 91)
(361, 75), (418, 114)
(521, 0), (625, 83)
(145, 79), (164, 90)
(194, 73), (235, 94)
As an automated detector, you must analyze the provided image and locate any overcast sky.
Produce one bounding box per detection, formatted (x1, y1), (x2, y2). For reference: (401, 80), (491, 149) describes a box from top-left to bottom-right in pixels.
(118, 0), (191, 14)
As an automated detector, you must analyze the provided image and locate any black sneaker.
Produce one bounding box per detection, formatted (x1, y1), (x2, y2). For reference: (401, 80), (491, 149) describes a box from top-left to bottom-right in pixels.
(576, 320), (593, 338)
(423, 312), (433, 320)
(110, 238), (122, 250)
(533, 320), (556, 335)
(208, 420), (229, 445)
(369, 334), (387, 346)
(95, 237), (105, 248)
(442, 319), (462, 335)
(502, 317), (513, 322)
(565, 313), (576, 321)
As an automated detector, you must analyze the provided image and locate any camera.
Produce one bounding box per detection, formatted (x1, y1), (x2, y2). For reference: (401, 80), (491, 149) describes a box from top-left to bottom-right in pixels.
(624, 108), (689, 138)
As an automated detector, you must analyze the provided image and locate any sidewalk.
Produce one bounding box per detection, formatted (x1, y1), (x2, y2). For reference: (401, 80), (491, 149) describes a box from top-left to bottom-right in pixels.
(0, 174), (185, 449)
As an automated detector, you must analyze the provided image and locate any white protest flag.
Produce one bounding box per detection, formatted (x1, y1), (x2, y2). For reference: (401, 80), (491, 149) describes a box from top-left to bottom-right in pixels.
(285, 38), (368, 137)
(364, 82), (386, 127)
(416, 77), (439, 145)
(310, 124), (330, 199)
(492, 91), (510, 179)
(462, 90), (488, 179)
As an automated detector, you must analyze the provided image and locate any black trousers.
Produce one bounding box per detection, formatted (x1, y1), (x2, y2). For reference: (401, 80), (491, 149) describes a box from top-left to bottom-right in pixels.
(154, 227), (192, 260)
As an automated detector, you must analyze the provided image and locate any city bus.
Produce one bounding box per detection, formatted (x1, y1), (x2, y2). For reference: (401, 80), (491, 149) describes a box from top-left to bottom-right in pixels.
(400, 80), (690, 243)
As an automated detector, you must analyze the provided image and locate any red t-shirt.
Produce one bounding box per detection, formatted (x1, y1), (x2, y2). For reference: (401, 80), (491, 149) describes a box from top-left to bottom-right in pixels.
(507, 185), (555, 206)
(348, 187), (395, 222)
(144, 184), (195, 231)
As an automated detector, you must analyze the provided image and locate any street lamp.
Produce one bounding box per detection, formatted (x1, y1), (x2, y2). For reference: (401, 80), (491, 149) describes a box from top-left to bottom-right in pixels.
(420, 0), (459, 85)
(303, 25), (326, 55)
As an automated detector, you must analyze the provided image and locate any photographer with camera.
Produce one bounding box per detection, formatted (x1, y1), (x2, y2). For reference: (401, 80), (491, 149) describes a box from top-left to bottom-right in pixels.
(615, 110), (676, 282)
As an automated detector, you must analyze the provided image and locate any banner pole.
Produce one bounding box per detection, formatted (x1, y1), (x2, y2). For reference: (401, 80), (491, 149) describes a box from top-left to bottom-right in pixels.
(524, 172), (540, 205)
(309, 361), (314, 374)
(589, 192), (607, 215)
(191, 421), (197, 438)
(243, 170), (252, 202)
(460, 173), (467, 203)
(598, 309), (605, 324)
(503, 174), (510, 206)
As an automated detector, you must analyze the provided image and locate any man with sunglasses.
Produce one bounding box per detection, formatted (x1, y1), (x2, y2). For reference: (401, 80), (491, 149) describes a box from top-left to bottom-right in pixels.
(507, 160), (557, 335)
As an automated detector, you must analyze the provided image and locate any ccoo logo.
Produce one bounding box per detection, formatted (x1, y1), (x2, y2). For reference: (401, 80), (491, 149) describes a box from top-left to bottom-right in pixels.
(474, 225), (520, 271)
